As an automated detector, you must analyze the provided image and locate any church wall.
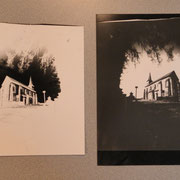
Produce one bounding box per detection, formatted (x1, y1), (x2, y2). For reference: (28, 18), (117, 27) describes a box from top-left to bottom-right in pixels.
(144, 76), (177, 101)
(0, 76), (38, 107)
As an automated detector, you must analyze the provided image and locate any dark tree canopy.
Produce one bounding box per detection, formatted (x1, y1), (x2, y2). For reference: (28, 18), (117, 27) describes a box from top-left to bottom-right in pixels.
(0, 49), (61, 102)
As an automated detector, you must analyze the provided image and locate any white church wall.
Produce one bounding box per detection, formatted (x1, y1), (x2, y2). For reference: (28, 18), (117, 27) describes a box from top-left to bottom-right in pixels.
(0, 76), (38, 107)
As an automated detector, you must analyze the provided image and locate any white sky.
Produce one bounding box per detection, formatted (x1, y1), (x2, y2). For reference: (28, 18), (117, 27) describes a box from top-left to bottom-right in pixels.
(120, 48), (180, 98)
(0, 23), (84, 155)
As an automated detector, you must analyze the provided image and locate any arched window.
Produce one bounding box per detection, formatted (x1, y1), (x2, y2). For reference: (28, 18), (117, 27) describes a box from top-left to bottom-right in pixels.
(20, 88), (25, 102)
(146, 88), (149, 99)
(13, 86), (15, 92)
(165, 79), (169, 88)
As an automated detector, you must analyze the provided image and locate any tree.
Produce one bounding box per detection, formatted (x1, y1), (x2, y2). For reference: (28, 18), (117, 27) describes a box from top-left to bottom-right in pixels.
(27, 53), (61, 102)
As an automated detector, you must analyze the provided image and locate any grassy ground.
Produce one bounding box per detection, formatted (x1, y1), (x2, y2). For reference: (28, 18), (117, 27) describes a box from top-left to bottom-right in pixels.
(99, 100), (180, 151)
(0, 103), (84, 155)
(125, 101), (180, 150)
(98, 101), (180, 164)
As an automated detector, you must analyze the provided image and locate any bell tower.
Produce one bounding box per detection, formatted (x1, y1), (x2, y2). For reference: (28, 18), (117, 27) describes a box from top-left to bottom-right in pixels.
(147, 73), (153, 85)
(28, 76), (34, 89)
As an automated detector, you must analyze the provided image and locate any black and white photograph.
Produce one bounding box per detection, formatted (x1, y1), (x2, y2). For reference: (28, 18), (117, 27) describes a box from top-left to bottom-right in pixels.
(0, 23), (84, 155)
(97, 14), (180, 165)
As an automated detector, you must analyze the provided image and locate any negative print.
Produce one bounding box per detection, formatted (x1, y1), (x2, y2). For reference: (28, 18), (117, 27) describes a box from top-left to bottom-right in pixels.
(97, 14), (180, 165)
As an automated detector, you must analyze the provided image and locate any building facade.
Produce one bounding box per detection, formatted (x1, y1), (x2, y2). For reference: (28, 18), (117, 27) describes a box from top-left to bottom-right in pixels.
(144, 71), (180, 101)
(0, 76), (38, 107)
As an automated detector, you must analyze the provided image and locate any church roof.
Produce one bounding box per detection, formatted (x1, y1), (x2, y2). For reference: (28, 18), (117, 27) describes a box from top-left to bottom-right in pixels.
(3, 76), (36, 92)
(145, 71), (179, 87)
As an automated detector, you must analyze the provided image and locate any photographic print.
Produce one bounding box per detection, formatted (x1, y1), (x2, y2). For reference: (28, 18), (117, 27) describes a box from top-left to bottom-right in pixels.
(0, 23), (84, 155)
(97, 14), (180, 165)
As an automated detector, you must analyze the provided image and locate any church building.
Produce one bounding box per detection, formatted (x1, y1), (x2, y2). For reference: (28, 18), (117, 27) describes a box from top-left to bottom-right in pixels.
(144, 71), (180, 101)
(0, 76), (38, 107)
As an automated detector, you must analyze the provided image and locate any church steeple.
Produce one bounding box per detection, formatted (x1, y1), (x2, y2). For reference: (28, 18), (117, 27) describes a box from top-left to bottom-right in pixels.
(147, 73), (153, 84)
(28, 76), (34, 89)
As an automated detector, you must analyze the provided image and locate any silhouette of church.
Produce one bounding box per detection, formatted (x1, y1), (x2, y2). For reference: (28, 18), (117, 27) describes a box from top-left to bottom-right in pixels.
(143, 71), (180, 101)
(0, 76), (38, 107)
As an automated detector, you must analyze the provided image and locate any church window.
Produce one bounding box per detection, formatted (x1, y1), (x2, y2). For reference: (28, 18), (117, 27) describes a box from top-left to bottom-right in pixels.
(20, 89), (23, 101)
(13, 86), (15, 92)
(165, 79), (170, 88)
(15, 85), (19, 95)
(12, 85), (17, 101)
(20, 88), (25, 101)
(162, 90), (165, 96)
